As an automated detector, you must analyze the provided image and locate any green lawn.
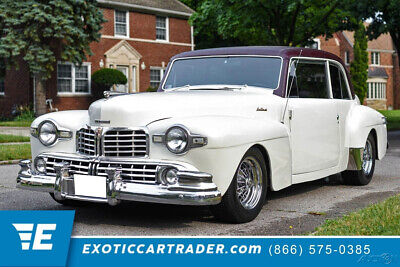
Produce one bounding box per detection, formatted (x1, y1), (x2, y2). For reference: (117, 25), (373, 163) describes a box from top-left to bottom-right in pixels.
(0, 134), (30, 143)
(379, 110), (400, 131)
(313, 194), (400, 235)
(0, 144), (31, 161)
(0, 120), (33, 127)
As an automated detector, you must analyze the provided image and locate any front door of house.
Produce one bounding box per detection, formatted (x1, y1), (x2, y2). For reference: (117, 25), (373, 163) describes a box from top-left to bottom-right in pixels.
(116, 65), (129, 92)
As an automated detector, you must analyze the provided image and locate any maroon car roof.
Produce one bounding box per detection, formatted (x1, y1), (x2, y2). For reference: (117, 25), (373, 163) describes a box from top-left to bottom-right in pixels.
(172, 46), (344, 63)
(165, 46), (354, 98)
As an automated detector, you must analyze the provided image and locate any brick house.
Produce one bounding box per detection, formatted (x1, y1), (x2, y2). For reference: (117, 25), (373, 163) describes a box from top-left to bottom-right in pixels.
(315, 30), (400, 110)
(0, 0), (194, 117)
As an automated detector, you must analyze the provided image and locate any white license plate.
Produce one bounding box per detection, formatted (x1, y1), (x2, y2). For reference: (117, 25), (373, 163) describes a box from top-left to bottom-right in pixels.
(74, 174), (106, 199)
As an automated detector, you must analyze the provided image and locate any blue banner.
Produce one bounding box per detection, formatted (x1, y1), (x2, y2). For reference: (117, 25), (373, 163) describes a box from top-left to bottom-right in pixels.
(0, 210), (75, 267)
(68, 237), (398, 266)
(0, 211), (399, 266)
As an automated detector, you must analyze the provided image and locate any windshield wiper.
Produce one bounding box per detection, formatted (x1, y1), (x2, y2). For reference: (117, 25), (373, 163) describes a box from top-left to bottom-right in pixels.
(165, 84), (191, 91)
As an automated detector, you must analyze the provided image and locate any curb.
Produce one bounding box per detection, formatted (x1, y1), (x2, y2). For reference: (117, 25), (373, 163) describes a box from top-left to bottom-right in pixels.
(0, 159), (28, 165)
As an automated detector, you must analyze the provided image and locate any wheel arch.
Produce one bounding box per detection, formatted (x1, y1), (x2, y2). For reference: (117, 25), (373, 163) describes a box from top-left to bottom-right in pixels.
(251, 144), (271, 189)
(370, 128), (378, 159)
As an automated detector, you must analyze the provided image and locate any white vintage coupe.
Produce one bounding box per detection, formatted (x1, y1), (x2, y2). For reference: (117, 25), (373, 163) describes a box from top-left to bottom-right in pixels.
(17, 47), (387, 223)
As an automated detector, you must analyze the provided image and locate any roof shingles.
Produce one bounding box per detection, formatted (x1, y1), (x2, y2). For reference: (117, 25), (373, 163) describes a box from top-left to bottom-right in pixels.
(99, 0), (194, 15)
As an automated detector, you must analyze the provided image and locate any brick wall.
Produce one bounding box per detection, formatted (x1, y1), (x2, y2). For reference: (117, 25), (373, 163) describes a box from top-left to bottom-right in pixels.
(1, 7), (193, 117)
(48, 7), (192, 112)
(394, 53), (400, 109)
(0, 59), (31, 118)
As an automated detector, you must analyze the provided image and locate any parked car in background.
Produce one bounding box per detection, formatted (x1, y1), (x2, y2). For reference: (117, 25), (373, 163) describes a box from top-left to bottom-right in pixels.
(17, 47), (387, 223)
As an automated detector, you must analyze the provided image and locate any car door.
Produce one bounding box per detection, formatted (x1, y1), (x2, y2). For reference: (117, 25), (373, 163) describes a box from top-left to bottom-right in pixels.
(329, 61), (354, 159)
(287, 59), (340, 174)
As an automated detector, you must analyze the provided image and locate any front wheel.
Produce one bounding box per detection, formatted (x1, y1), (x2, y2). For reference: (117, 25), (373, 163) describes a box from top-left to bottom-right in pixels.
(211, 147), (267, 223)
(342, 133), (376, 185)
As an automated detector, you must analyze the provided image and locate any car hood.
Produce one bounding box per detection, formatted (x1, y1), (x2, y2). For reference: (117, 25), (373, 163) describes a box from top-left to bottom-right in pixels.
(88, 88), (282, 127)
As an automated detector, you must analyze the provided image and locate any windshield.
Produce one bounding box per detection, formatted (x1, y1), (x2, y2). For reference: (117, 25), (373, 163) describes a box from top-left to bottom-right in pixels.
(163, 56), (282, 90)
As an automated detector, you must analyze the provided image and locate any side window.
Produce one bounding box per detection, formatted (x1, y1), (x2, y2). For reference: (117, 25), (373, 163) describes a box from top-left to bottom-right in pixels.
(288, 59), (330, 99)
(329, 63), (351, 100)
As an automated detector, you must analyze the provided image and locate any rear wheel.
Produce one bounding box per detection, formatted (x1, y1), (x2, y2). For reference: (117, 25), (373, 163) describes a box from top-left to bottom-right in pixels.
(211, 147), (267, 223)
(342, 133), (376, 185)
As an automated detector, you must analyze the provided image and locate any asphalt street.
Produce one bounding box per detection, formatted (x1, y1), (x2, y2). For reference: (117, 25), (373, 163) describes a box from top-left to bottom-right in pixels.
(1, 131), (399, 236)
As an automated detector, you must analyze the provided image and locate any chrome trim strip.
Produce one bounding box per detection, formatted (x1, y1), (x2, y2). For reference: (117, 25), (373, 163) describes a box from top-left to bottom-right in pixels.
(347, 147), (364, 171)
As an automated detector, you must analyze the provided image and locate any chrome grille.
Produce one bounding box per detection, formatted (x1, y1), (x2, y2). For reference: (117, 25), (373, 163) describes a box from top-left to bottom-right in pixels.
(96, 162), (157, 183)
(103, 129), (148, 157)
(45, 157), (90, 176)
(77, 128), (96, 156)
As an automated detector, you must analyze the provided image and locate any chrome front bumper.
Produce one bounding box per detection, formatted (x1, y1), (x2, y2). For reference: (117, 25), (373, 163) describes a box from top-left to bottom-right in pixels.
(16, 155), (221, 206)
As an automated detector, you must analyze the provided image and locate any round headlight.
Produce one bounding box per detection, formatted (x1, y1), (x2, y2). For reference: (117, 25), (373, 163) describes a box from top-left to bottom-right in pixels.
(34, 157), (46, 174)
(165, 127), (188, 154)
(39, 121), (58, 146)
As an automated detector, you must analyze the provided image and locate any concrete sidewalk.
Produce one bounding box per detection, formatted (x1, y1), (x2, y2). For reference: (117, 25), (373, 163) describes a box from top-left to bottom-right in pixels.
(0, 127), (30, 137)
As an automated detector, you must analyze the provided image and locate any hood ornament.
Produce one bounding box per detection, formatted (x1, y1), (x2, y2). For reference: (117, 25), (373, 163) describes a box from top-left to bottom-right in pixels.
(103, 90), (124, 99)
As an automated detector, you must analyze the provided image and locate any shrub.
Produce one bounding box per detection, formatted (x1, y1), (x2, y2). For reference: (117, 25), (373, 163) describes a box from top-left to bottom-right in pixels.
(92, 68), (127, 88)
(91, 68), (127, 99)
(146, 86), (158, 92)
(13, 104), (35, 121)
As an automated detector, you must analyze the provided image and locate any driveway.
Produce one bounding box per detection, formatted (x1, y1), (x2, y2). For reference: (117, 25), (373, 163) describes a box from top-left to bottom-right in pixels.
(1, 131), (399, 236)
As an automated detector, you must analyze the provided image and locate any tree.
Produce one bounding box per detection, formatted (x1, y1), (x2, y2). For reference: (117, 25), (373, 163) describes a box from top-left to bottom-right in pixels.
(353, 0), (400, 67)
(0, 0), (106, 115)
(350, 22), (369, 104)
(188, 0), (358, 49)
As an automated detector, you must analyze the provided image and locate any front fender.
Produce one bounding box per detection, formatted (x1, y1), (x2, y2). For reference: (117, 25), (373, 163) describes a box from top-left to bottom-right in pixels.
(345, 105), (387, 159)
(148, 116), (291, 194)
(31, 110), (89, 158)
(148, 115), (289, 148)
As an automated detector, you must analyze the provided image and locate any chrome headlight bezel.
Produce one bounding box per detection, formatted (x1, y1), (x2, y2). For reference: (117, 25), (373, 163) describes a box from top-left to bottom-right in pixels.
(38, 121), (58, 146)
(165, 126), (189, 154)
(31, 120), (73, 147)
(153, 125), (208, 155)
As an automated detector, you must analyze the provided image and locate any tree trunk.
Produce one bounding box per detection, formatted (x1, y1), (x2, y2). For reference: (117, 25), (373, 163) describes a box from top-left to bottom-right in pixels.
(34, 74), (47, 116)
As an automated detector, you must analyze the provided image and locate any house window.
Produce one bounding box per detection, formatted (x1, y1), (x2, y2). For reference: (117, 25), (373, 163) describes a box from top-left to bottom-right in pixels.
(150, 68), (165, 88)
(371, 52), (380, 65)
(57, 63), (91, 94)
(156, 16), (168, 41)
(0, 78), (4, 95)
(345, 51), (350, 65)
(367, 82), (386, 99)
(115, 10), (128, 37)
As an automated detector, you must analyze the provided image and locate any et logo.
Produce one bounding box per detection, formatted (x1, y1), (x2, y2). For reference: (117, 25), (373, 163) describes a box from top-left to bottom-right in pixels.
(12, 223), (56, 251)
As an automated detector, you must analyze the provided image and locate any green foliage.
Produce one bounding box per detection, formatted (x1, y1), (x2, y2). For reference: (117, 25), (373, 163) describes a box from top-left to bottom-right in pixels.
(146, 87), (158, 92)
(188, 0), (358, 49)
(0, 0), (106, 79)
(92, 68), (127, 88)
(379, 110), (400, 130)
(314, 194), (400, 235)
(0, 144), (31, 161)
(0, 134), (30, 143)
(353, 0), (400, 69)
(13, 105), (35, 122)
(350, 22), (369, 104)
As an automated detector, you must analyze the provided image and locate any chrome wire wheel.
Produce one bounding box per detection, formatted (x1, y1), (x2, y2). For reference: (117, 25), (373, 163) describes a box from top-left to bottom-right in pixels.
(362, 139), (373, 176)
(236, 156), (263, 210)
